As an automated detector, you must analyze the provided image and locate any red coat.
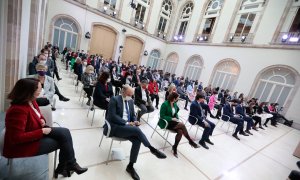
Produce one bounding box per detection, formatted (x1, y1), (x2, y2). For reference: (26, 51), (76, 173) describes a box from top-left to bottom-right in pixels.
(4, 101), (45, 158)
(148, 82), (159, 95)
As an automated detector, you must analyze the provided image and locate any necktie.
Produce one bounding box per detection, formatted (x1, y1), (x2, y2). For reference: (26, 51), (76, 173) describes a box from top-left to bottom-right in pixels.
(125, 100), (130, 122)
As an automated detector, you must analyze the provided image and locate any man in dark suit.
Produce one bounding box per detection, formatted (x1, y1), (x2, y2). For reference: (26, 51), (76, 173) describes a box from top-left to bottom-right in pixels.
(235, 100), (254, 135)
(223, 99), (248, 140)
(134, 80), (154, 121)
(189, 94), (215, 149)
(104, 84), (166, 180)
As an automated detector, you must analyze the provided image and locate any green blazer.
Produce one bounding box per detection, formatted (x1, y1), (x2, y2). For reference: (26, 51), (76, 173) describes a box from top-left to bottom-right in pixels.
(158, 100), (179, 129)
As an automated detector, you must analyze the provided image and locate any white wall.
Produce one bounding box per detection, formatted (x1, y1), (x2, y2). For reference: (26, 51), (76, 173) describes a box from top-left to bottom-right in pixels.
(44, 0), (300, 124)
(45, 0), (166, 63)
(164, 43), (300, 123)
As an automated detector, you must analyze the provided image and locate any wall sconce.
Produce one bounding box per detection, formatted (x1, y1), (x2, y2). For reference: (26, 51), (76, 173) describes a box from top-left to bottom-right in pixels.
(135, 21), (138, 26)
(85, 32), (91, 39)
(103, 6), (108, 12)
(229, 36), (234, 42)
(142, 24), (145, 29)
(144, 50), (148, 56)
(163, 34), (166, 39)
(130, 0), (136, 9)
(119, 45), (123, 53)
(241, 35), (246, 43)
(122, 28), (127, 33)
(112, 11), (117, 17)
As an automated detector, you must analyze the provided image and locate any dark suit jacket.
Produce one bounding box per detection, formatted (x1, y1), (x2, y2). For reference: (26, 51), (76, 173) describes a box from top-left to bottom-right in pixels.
(4, 101), (45, 158)
(104, 95), (136, 137)
(93, 82), (113, 109)
(132, 74), (143, 87)
(134, 86), (150, 106)
(235, 104), (246, 117)
(189, 100), (204, 124)
(223, 103), (234, 118)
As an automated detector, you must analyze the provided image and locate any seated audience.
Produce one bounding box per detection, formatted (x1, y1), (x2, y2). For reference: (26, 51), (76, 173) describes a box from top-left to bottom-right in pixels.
(245, 102), (264, 130)
(134, 80), (154, 121)
(29, 63), (56, 111)
(187, 83), (196, 101)
(93, 72), (113, 111)
(159, 92), (199, 158)
(177, 82), (189, 110)
(259, 102), (276, 127)
(4, 78), (87, 178)
(148, 79), (160, 109)
(82, 65), (97, 106)
(235, 100), (254, 135)
(189, 94), (216, 149)
(223, 99), (248, 140)
(165, 83), (177, 101)
(111, 65), (122, 96)
(104, 84), (166, 180)
(73, 57), (83, 86)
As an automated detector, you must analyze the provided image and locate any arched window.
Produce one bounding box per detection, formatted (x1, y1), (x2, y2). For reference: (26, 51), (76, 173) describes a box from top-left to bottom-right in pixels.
(147, 50), (161, 70)
(196, 0), (224, 42)
(211, 60), (240, 90)
(156, 0), (173, 39)
(174, 2), (194, 41)
(253, 67), (296, 109)
(132, 0), (150, 29)
(274, 0), (300, 45)
(184, 55), (203, 81)
(228, 0), (267, 43)
(164, 53), (178, 74)
(52, 17), (79, 51)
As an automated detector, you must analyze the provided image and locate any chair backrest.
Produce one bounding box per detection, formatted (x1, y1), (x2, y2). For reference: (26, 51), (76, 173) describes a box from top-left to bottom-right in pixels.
(221, 115), (230, 121)
(0, 128), (6, 156)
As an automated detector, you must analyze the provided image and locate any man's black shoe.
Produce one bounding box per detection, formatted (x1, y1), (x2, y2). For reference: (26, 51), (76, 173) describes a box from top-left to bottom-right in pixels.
(126, 166), (140, 180)
(150, 149), (167, 159)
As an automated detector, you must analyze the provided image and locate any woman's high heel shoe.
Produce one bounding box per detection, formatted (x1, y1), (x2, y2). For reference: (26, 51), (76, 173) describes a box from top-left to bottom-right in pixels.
(66, 162), (88, 176)
(189, 141), (200, 148)
(172, 145), (178, 158)
(54, 163), (68, 179)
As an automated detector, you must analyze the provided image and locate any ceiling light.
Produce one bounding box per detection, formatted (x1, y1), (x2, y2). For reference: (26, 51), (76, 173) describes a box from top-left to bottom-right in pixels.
(241, 36), (246, 42)
(289, 37), (299, 42)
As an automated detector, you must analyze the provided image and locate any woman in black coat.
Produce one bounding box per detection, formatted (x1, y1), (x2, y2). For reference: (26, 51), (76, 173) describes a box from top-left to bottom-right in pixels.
(93, 72), (114, 110)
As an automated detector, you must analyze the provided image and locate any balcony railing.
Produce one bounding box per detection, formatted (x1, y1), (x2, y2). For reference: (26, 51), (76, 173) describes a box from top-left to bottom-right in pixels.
(227, 33), (254, 44)
(274, 32), (300, 45)
(195, 33), (213, 43)
(98, 2), (119, 19)
(130, 18), (146, 30)
(171, 34), (185, 42)
(155, 29), (167, 40)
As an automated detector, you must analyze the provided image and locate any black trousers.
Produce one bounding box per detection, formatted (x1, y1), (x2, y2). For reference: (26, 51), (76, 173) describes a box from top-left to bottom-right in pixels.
(36, 98), (50, 106)
(150, 94), (159, 107)
(252, 115), (262, 127)
(54, 83), (64, 99)
(179, 94), (188, 109)
(113, 125), (151, 163)
(197, 119), (215, 142)
(229, 117), (244, 134)
(36, 127), (76, 166)
(83, 87), (93, 100)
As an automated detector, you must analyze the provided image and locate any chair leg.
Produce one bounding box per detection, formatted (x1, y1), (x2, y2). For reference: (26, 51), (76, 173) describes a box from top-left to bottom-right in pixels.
(53, 150), (58, 178)
(147, 113), (149, 122)
(221, 121), (226, 127)
(163, 131), (169, 151)
(91, 108), (96, 126)
(99, 133), (104, 147)
(8, 159), (13, 176)
(227, 122), (231, 133)
(195, 127), (199, 138)
(151, 124), (158, 138)
(106, 140), (114, 165)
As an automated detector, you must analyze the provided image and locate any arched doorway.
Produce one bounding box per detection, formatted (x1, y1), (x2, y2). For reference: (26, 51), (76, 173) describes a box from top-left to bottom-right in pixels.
(89, 25), (117, 59)
(251, 66), (298, 110)
(122, 36), (144, 65)
(147, 50), (161, 69)
(210, 59), (240, 90)
(52, 17), (79, 51)
(164, 52), (178, 74)
(183, 55), (203, 81)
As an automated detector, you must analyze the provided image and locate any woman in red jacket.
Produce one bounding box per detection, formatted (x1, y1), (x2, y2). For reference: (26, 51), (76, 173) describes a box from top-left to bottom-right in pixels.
(4, 78), (87, 178)
(148, 79), (160, 109)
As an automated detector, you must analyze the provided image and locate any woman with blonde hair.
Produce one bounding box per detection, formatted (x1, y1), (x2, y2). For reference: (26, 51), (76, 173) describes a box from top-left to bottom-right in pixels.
(81, 65), (97, 105)
(165, 83), (177, 100)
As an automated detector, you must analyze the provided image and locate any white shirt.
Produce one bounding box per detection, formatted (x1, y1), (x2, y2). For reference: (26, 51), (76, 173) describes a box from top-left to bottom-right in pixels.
(172, 107), (176, 116)
(122, 98), (129, 121)
(141, 88), (147, 101)
(29, 102), (41, 118)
